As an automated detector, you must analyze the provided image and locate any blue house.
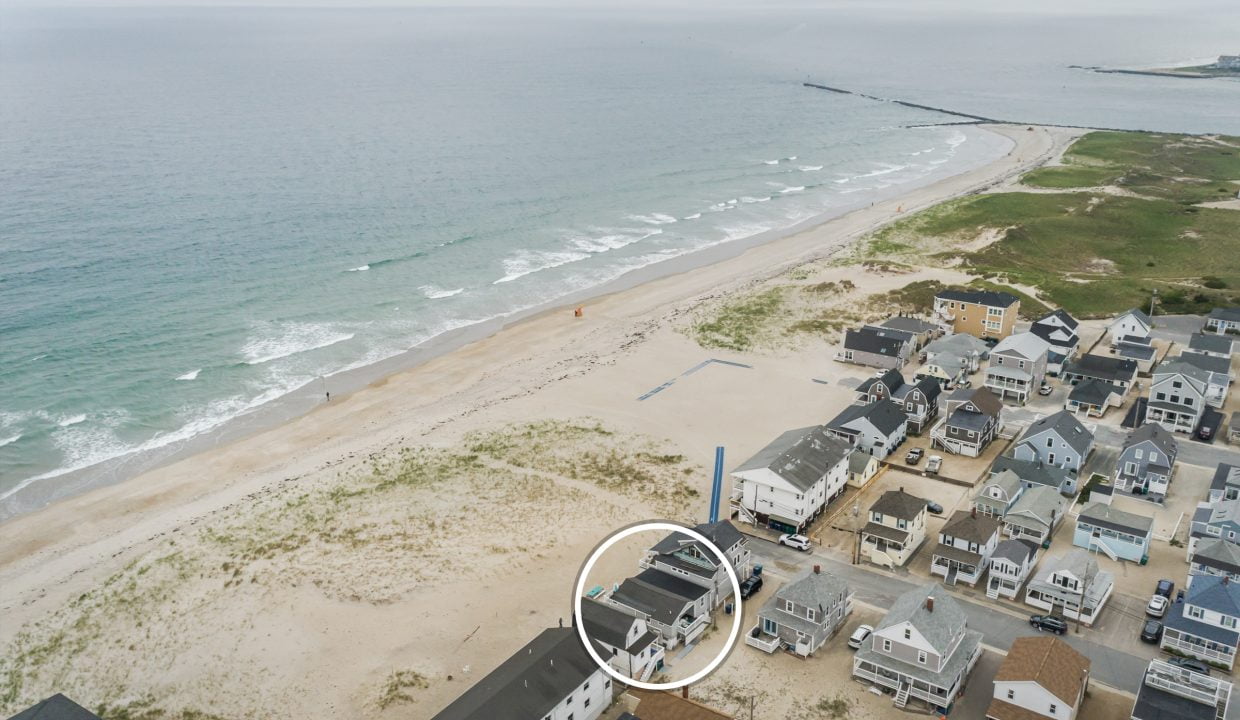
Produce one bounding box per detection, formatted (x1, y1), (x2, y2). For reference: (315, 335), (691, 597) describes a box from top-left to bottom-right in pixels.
(1073, 502), (1153, 563)
(1161, 574), (1240, 670)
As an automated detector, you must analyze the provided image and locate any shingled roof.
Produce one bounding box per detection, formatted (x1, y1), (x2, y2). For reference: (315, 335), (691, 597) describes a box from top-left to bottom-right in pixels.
(993, 636), (1089, 706)
(732, 426), (852, 493)
(7, 695), (102, 720)
(940, 509), (1001, 545)
(877, 583), (968, 657)
(827, 400), (907, 437)
(1018, 410), (1094, 456)
(870, 488), (928, 521)
(936, 288), (1019, 308)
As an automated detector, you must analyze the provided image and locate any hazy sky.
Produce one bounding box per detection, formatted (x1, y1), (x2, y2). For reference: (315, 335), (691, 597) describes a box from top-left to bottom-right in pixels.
(2, 0), (1236, 11)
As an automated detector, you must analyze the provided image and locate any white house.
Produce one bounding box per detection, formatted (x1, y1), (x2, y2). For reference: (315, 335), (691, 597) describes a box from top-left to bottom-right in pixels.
(641, 521), (751, 610)
(731, 425), (852, 534)
(1011, 410), (1095, 476)
(825, 400), (909, 459)
(931, 509), (1001, 587)
(985, 332), (1051, 405)
(1146, 359), (1210, 434)
(986, 538), (1040, 601)
(1107, 308), (1152, 344)
(581, 599), (664, 682)
(986, 636), (1090, 720)
(1029, 309), (1080, 376)
(430, 627), (612, 720)
(1024, 550), (1114, 627)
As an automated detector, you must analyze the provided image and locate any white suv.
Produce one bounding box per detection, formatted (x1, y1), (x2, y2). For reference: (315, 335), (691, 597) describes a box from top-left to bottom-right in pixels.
(779, 533), (811, 552)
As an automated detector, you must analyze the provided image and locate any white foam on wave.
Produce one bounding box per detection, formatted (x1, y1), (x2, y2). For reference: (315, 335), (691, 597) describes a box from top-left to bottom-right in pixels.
(493, 249), (590, 284)
(567, 228), (661, 255)
(682, 213), (702, 220)
(946, 130), (968, 148)
(740, 196), (772, 204)
(58, 414), (86, 428)
(785, 156), (797, 161)
(0, 434), (21, 448)
(627, 213), (678, 226)
(176, 369), (201, 381)
(242, 323), (356, 365)
(763, 159), (779, 165)
(346, 265), (370, 272)
(799, 165), (823, 172)
(420, 285), (465, 299)
(780, 186), (805, 194)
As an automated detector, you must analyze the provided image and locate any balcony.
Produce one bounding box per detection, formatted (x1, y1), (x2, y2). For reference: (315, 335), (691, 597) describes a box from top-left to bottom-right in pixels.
(745, 625), (781, 653)
(1163, 632), (1237, 668)
(678, 613), (709, 639)
(1143, 660), (1233, 712)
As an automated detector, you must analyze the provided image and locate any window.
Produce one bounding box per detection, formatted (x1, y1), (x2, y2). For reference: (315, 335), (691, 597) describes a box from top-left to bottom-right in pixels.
(785, 600), (795, 612)
(882, 639), (892, 652)
(904, 628), (911, 640)
(566, 696), (572, 706)
(917, 650), (927, 664)
(1006, 689), (1015, 700)
(584, 682), (589, 691)
(1048, 453), (1056, 465)
(1150, 451), (1158, 463)
(584, 698), (591, 709)
(1125, 462), (1137, 475)
(1046, 437), (1054, 448)
(1224, 616), (1238, 629)
(604, 679), (611, 690)
(806, 608), (816, 622)
(1049, 704), (1057, 714)
(1156, 392), (1166, 401)
(1189, 605), (1205, 619)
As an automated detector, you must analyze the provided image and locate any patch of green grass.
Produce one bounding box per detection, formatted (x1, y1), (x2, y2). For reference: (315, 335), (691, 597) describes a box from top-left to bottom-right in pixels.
(689, 287), (787, 351)
(1023, 164), (1119, 189)
(967, 279), (1052, 320)
(376, 669), (430, 710)
(96, 697), (230, 720)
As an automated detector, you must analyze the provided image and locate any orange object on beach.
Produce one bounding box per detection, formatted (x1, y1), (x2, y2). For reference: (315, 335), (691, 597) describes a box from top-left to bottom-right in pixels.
(574, 306), (583, 317)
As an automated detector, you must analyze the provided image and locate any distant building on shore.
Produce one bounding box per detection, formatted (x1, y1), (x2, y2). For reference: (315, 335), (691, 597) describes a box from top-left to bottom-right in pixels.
(1216, 55), (1240, 70)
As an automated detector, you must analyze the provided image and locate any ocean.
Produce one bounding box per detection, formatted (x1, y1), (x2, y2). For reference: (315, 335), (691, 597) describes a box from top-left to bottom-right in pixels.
(2, 4), (1239, 519)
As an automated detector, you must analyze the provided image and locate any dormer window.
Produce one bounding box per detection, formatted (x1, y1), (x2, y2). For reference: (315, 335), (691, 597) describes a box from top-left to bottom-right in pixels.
(903, 628), (911, 640)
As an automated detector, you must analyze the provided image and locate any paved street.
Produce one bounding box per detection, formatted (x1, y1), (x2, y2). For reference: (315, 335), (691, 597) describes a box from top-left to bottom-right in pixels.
(746, 536), (1151, 694)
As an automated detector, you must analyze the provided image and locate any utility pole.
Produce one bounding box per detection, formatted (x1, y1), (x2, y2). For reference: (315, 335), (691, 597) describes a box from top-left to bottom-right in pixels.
(1149, 288), (1159, 324)
(1075, 566), (1092, 634)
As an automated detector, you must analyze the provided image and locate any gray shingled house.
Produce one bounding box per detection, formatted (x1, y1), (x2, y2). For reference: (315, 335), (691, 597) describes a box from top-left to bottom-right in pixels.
(825, 400), (908, 459)
(1011, 410), (1094, 477)
(746, 565), (851, 657)
(581, 598), (664, 681)
(608, 568), (712, 650)
(1114, 422), (1179, 502)
(837, 325), (915, 370)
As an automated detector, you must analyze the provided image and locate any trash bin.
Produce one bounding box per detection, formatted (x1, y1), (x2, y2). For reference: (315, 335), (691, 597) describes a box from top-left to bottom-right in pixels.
(753, 564), (763, 577)
(725, 602), (733, 615)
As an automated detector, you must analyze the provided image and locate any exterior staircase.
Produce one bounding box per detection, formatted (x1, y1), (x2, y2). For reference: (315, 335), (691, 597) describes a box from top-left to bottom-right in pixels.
(894, 682), (911, 709)
(1090, 536), (1119, 561)
(638, 660), (656, 683)
(986, 578), (1000, 600)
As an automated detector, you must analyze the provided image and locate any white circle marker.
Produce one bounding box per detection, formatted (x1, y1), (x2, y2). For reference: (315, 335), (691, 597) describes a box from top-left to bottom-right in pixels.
(573, 521), (743, 691)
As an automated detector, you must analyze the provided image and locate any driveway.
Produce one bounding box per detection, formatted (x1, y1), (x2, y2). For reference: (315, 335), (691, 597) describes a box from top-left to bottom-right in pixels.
(1149, 314), (1206, 347)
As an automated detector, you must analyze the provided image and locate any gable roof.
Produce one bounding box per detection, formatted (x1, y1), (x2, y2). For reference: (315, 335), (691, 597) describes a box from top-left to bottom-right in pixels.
(1029, 322), (1078, 349)
(1034, 309), (1080, 331)
(870, 488), (928, 521)
(774, 568), (850, 613)
(628, 689), (735, 720)
(1188, 332), (1234, 355)
(1006, 486), (1066, 526)
(1208, 307), (1240, 323)
(1193, 538), (1240, 575)
(941, 509), (1001, 544)
(925, 333), (990, 356)
(947, 386), (1004, 417)
(990, 456), (1070, 490)
(1067, 379), (1118, 407)
(1039, 549), (1100, 585)
(991, 332), (1051, 361)
(650, 521), (743, 557)
(1115, 307), (1152, 327)
(1185, 574), (1240, 617)
(994, 636), (1090, 707)
(1063, 354), (1138, 383)
(1178, 351), (1232, 379)
(880, 316), (940, 334)
(1124, 423), (1178, 459)
(849, 449), (875, 474)
(6, 696), (102, 720)
(992, 538), (1039, 565)
(877, 583), (968, 656)
(1212, 463), (1240, 493)
(936, 288), (1019, 308)
(844, 326), (907, 357)
(733, 426), (852, 493)
(827, 400), (907, 437)
(1078, 502), (1153, 535)
(581, 598), (638, 648)
(979, 469), (1024, 501)
(1018, 410), (1094, 456)
(430, 628), (606, 720)
(1202, 499), (1240, 528)
(610, 569), (711, 625)
(1154, 358), (1211, 386)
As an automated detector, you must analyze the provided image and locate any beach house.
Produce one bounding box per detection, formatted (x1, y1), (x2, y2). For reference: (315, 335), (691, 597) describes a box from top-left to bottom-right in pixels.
(1024, 550), (1114, 627)
(1161, 574), (1240, 670)
(1187, 332), (1235, 359)
(986, 636), (1090, 720)
(861, 488), (929, 568)
(1190, 538), (1240, 584)
(1146, 359), (1210, 434)
(851, 584), (983, 714)
(581, 599), (664, 682)
(1060, 354), (1138, 395)
(1074, 502), (1153, 563)
(919, 332), (990, 387)
(1210, 463), (1240, 504)
(854, 369), (942, 434)
(1130, 659), (1233, 720)
(746, 565), (851, 657)
(986, 538), (1040, 600)
(1190, 500), (1240, 548)
(1011, 410), (1094, 478)
(1064, 380), (1124, 418)
(622, 690), (736, 720)
(847, 449), (880, 488)
(1114, 423), (1178, 501)
(879, 315), (942, 348)
(1115, 334), (1158, 373)
(825, 400), (908, 459)
(641, 521), (751, 610)
(984, 332), (1051, 405)
(1206, 307), (1240, 335)
(990, 456), (1074, 496)
(973, 469), (1024, 518)
(1029, 309), (1080, 376)
(731, 425), (852, 533)
(931, 509), (1001, 587)
(429, 627), (612, 720)
(932, 288), (1021, 340)
(608, 569), (712, 651)
(931, 387), (1004, 457)
(1003, 486), (1067, 546)
(837, 325), (915, 370)
(1107, 308), (1152, 344)
(1178, 351), (1233, 409)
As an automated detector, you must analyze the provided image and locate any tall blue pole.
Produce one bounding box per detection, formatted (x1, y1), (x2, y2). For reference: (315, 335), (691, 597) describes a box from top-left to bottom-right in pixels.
(709, 446), (724, 523)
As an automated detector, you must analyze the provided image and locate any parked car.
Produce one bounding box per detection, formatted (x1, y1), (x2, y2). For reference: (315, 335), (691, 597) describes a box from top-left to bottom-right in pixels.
(847, 624), (874, 650)
(1200, 424), (1214, 441)
(1140, 619), (1164, 643)
(1029, 614), (1068, 635)
(959, 378), (972, 389)
(1155, 579), (1175, 598)
(1176, 589), (1186, 604)
(925, 456), (943, 475)
(1146, 594), (1169, 618)
(905, 448), (924, 465)
(739, 575), (763, 599)
(1167, 657), (1211, 675)
(778, 534), (811, 552)
(926, 501), (944, 515)
(1038, 383), (1054, 396)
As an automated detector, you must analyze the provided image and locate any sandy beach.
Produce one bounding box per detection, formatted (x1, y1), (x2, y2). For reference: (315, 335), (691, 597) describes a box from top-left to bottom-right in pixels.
(0, 123), (1081, 719)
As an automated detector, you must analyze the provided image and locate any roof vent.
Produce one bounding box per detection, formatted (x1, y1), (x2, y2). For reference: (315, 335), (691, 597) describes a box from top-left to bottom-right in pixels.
(926, 596), (935, 613)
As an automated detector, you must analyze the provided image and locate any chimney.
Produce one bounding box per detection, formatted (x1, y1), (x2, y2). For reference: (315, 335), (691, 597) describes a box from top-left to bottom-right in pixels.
(971, 507), (977, 519)
(682, 686), (689, 699)
(900, 486), (904, 493)
(926, 596), (935, 613)
(814, 564), (821, 574)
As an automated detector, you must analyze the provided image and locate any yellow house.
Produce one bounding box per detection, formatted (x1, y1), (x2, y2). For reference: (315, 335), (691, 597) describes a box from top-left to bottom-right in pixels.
(933, 289), (1020, 340)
